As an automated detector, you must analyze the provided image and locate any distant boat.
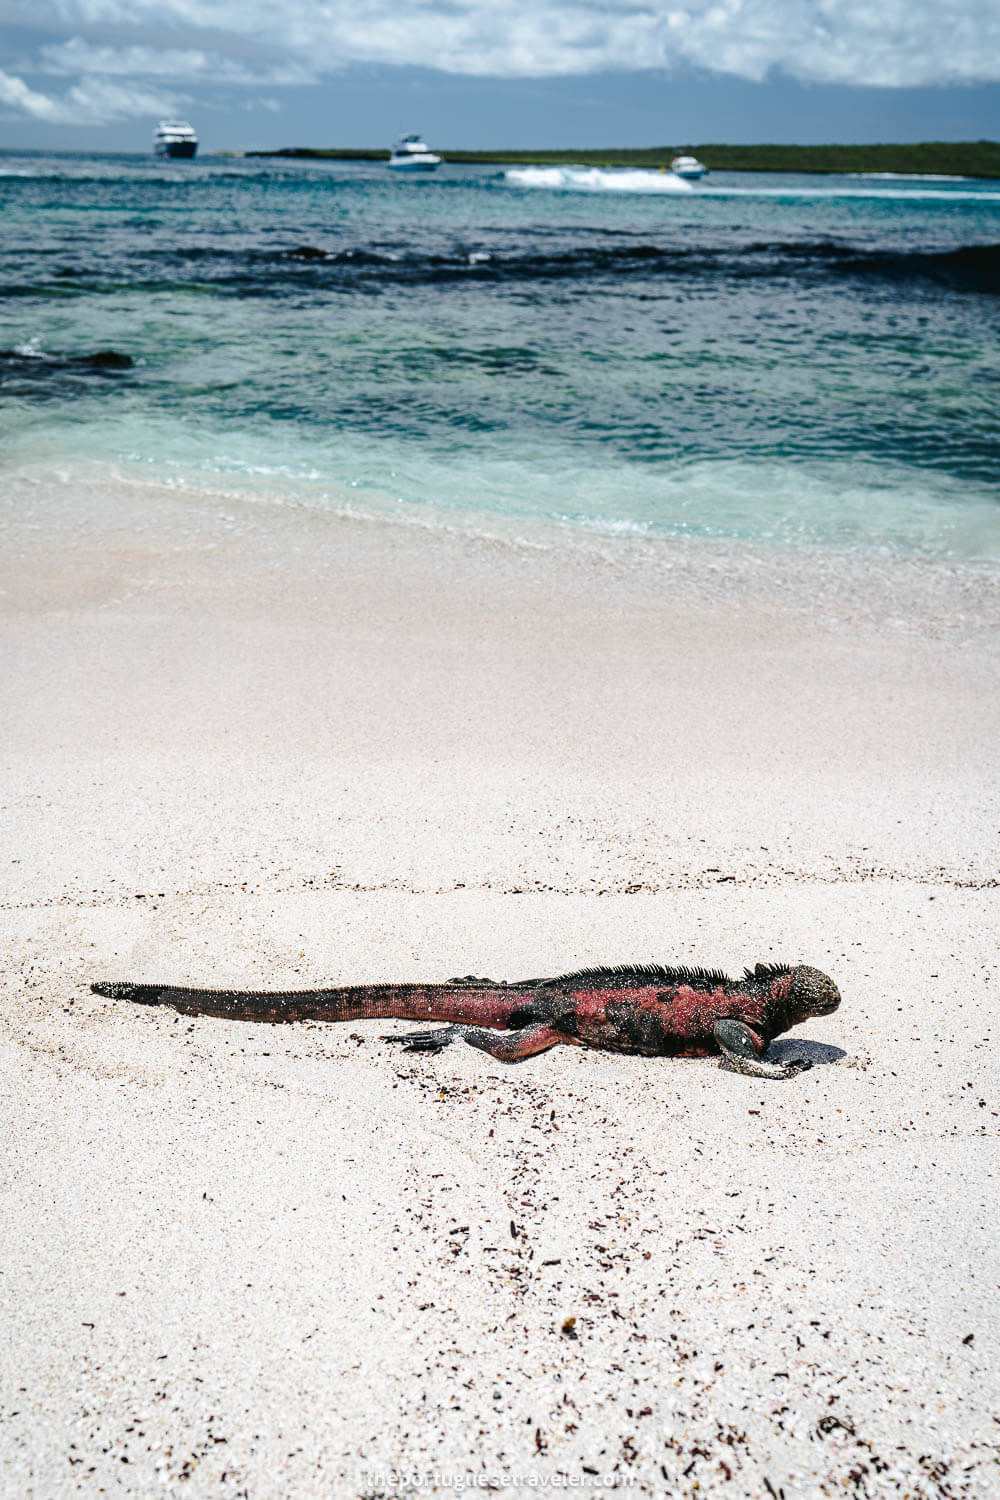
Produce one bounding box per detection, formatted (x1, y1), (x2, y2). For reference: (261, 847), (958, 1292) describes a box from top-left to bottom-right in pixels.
(670, 154), (707, 181)
(387, 134), (443, 172)
(154, 121), (198, 159)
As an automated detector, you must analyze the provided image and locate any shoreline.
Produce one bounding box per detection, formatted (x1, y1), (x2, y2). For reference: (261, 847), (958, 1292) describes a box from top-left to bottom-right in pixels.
(2, 465), (999, 1496)
(6, 458), (1000, 621)
(230, 141), (1000, 179)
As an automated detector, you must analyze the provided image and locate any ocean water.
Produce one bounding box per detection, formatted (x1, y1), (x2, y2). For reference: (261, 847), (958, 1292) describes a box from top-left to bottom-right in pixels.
(2, 150), (999, 558)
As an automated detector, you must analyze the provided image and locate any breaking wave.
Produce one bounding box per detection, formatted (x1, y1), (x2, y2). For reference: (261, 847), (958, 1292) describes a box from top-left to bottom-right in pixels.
(504, 165), (694, 195)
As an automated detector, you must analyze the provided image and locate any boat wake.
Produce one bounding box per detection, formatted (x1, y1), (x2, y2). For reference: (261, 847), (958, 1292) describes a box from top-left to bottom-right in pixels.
(504, 166), (693, 195)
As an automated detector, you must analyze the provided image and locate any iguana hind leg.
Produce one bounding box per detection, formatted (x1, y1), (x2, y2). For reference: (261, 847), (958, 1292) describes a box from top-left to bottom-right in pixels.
(384, 1021), (567, 1062)
(714, 1019), (813, 1080)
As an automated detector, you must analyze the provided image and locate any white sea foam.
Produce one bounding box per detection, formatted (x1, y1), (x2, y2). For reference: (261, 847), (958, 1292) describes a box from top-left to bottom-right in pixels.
(563, 513), (654, 536)
(846, 172), (971, 181)
(700, 184), (1000, 202)
(501, 167), (1000, 203)
(505, 166), (693, 195)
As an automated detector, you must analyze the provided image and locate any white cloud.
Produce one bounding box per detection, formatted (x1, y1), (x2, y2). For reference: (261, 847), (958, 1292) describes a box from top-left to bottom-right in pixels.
(40, 37), (315, 85)
(65, 75), (187, 118)
(0, 67), (75, 121)
(7, 0), (1000, 93)
(0, 66), (182, 123)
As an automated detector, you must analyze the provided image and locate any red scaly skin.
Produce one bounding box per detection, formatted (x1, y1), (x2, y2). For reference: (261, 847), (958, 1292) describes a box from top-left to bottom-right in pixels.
(91, 961), (840, 1079)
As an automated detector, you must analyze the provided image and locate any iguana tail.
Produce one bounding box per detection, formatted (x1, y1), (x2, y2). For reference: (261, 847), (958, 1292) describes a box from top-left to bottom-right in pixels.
(89, 979), (537, 1030)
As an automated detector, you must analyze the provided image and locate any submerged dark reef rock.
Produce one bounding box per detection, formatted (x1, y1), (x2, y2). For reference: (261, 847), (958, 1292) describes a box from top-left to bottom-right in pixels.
(0, 346), (134, 396)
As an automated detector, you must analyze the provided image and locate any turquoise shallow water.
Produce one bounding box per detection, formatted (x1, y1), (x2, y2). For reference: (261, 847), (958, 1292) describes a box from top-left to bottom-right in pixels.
(2, 151), (999, 557)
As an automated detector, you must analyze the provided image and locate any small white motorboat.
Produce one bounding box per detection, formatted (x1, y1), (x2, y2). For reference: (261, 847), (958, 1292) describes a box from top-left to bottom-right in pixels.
(670, 154), (707, 180)
(387, 135), (443, 172)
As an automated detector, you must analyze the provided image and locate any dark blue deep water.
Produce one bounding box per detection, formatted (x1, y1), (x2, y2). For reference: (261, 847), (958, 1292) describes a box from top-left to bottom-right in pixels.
(2, 151), (999, 555)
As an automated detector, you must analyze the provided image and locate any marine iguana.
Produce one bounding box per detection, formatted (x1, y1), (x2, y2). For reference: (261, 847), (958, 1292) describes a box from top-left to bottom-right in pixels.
(91, 962), (840, 1079)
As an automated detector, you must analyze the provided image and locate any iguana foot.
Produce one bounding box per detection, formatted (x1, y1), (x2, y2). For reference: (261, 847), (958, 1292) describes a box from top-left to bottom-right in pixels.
(382, 1024), (465, 1052)
(447, 975), (505, 986)
(721, 1055), (813, 1079)
(714, 1019), (814, 1080)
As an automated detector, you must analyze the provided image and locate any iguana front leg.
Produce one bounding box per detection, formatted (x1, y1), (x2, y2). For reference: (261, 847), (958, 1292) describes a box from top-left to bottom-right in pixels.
(714, 1019), (813, 1080)
(384, 1021), (569, 1062)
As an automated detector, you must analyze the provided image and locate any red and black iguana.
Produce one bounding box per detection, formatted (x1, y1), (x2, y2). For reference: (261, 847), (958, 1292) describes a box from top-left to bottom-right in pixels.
(91, 961), (840, 1080)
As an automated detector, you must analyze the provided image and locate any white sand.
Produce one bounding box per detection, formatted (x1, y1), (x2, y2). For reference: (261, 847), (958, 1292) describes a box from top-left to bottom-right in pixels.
(2, 465), (999, 1498)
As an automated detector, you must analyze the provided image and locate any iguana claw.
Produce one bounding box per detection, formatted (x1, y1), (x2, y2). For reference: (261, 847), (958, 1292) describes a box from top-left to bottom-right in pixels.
(720, 1054), (814, 1079)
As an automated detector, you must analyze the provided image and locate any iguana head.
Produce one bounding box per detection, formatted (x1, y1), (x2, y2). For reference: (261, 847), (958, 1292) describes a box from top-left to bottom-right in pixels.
(786, 964), (841, 1020)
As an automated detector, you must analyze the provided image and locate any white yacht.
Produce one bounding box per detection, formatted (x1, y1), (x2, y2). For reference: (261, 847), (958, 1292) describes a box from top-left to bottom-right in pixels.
(154, 120), (198, 159)
(387, 134), (443, 172)
(670, 153), (707, 180)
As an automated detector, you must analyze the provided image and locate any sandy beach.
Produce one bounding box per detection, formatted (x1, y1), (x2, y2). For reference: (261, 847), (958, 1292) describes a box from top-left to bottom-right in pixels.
(2, 464), (999, 1498)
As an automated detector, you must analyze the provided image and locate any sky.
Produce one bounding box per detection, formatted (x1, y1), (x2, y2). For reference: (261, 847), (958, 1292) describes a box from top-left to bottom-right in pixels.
(1, 0), (999, 152)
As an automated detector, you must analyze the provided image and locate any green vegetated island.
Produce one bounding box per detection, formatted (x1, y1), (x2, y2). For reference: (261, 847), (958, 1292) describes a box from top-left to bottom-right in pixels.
(238, 141), (1000, 177)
